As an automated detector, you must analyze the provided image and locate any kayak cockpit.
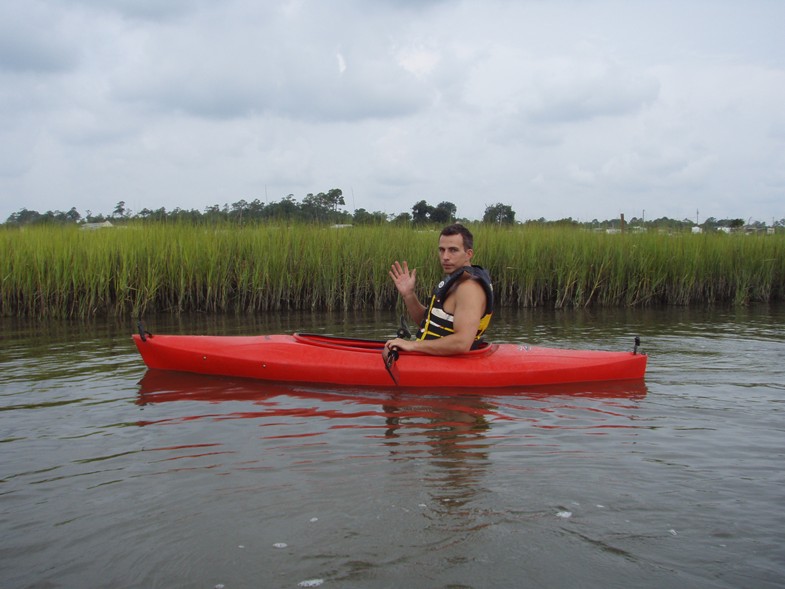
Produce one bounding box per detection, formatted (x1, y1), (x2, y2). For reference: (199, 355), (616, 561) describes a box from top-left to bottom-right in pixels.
(292, 332), (495, 356)
(293, 333), (386, 351)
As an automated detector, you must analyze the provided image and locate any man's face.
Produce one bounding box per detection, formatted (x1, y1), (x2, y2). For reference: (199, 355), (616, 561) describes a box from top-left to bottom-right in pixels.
(438, 234), (473, 274)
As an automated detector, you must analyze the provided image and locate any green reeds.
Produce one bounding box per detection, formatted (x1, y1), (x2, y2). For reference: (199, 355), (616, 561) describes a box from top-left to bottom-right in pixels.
(481, 225), (785, 307)
(1, 223), (783, 318)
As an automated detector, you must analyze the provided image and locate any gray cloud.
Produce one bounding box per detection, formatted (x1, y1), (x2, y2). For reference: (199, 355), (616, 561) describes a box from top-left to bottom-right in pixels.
(51, 0), (212, 21)
(101, 2), (435, 122)
(1, 0), (783, 223)
(0, 4), (79, 73)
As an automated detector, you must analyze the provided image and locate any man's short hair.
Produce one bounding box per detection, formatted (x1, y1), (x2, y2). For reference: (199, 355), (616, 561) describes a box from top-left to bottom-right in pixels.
(441, 223), (474, 251)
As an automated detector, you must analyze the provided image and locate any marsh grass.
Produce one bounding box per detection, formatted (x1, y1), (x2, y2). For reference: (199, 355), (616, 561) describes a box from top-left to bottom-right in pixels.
(1, 223), (783, 318)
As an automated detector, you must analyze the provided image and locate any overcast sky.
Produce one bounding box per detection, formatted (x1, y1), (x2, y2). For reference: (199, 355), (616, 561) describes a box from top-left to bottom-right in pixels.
(1, 0), (783, 223)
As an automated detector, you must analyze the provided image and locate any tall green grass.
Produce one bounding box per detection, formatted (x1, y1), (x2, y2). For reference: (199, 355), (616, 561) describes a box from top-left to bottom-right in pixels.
(1, 223), (783, 318)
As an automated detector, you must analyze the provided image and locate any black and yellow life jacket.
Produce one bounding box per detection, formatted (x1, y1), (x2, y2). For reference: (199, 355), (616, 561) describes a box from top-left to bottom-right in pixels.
(416, 265), (493, 348)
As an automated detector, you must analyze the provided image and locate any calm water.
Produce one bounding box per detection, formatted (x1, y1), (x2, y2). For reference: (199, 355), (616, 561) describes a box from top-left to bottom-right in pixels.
(1, 306), (784, 589)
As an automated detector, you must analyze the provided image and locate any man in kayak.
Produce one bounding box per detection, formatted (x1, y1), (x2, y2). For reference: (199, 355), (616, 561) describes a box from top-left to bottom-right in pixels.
(385, 223), (493, 357)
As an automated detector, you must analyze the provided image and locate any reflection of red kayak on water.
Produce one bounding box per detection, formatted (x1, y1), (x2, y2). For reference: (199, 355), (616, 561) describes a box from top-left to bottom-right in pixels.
(135, 370), (506, 429)
(136, 370), (647, 423)
(137, 369), (648, 403)
(132, 331), (647, 388)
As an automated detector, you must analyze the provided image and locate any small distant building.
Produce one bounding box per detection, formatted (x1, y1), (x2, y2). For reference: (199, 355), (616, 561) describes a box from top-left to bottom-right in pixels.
(80, 221), (114, 230)
(691, 226), (702, 234)
(718, 227), (731, 234)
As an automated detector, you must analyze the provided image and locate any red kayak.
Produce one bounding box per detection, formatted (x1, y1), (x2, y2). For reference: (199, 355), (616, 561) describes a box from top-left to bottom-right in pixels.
(132, 332), (647, 388)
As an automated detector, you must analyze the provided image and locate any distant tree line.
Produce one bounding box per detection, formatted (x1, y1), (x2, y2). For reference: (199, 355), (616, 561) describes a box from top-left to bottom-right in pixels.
(3, 189), (517, 228)
(3, 188), (782, 232)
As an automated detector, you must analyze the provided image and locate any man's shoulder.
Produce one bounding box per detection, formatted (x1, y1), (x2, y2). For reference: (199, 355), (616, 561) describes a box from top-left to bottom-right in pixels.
(454, 275), (488, 298)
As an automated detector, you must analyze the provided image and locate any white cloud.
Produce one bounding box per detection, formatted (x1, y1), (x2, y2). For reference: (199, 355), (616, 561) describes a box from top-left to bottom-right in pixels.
(396, 45), (441, 78)
(336, 52), (347, 75)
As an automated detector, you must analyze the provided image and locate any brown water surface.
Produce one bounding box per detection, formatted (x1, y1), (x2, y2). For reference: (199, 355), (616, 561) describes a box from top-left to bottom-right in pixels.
(1, 306), (784, 588)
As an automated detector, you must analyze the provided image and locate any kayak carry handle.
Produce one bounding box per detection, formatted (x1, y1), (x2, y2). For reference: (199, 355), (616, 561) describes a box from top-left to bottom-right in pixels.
(138, 318), (153, 342)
